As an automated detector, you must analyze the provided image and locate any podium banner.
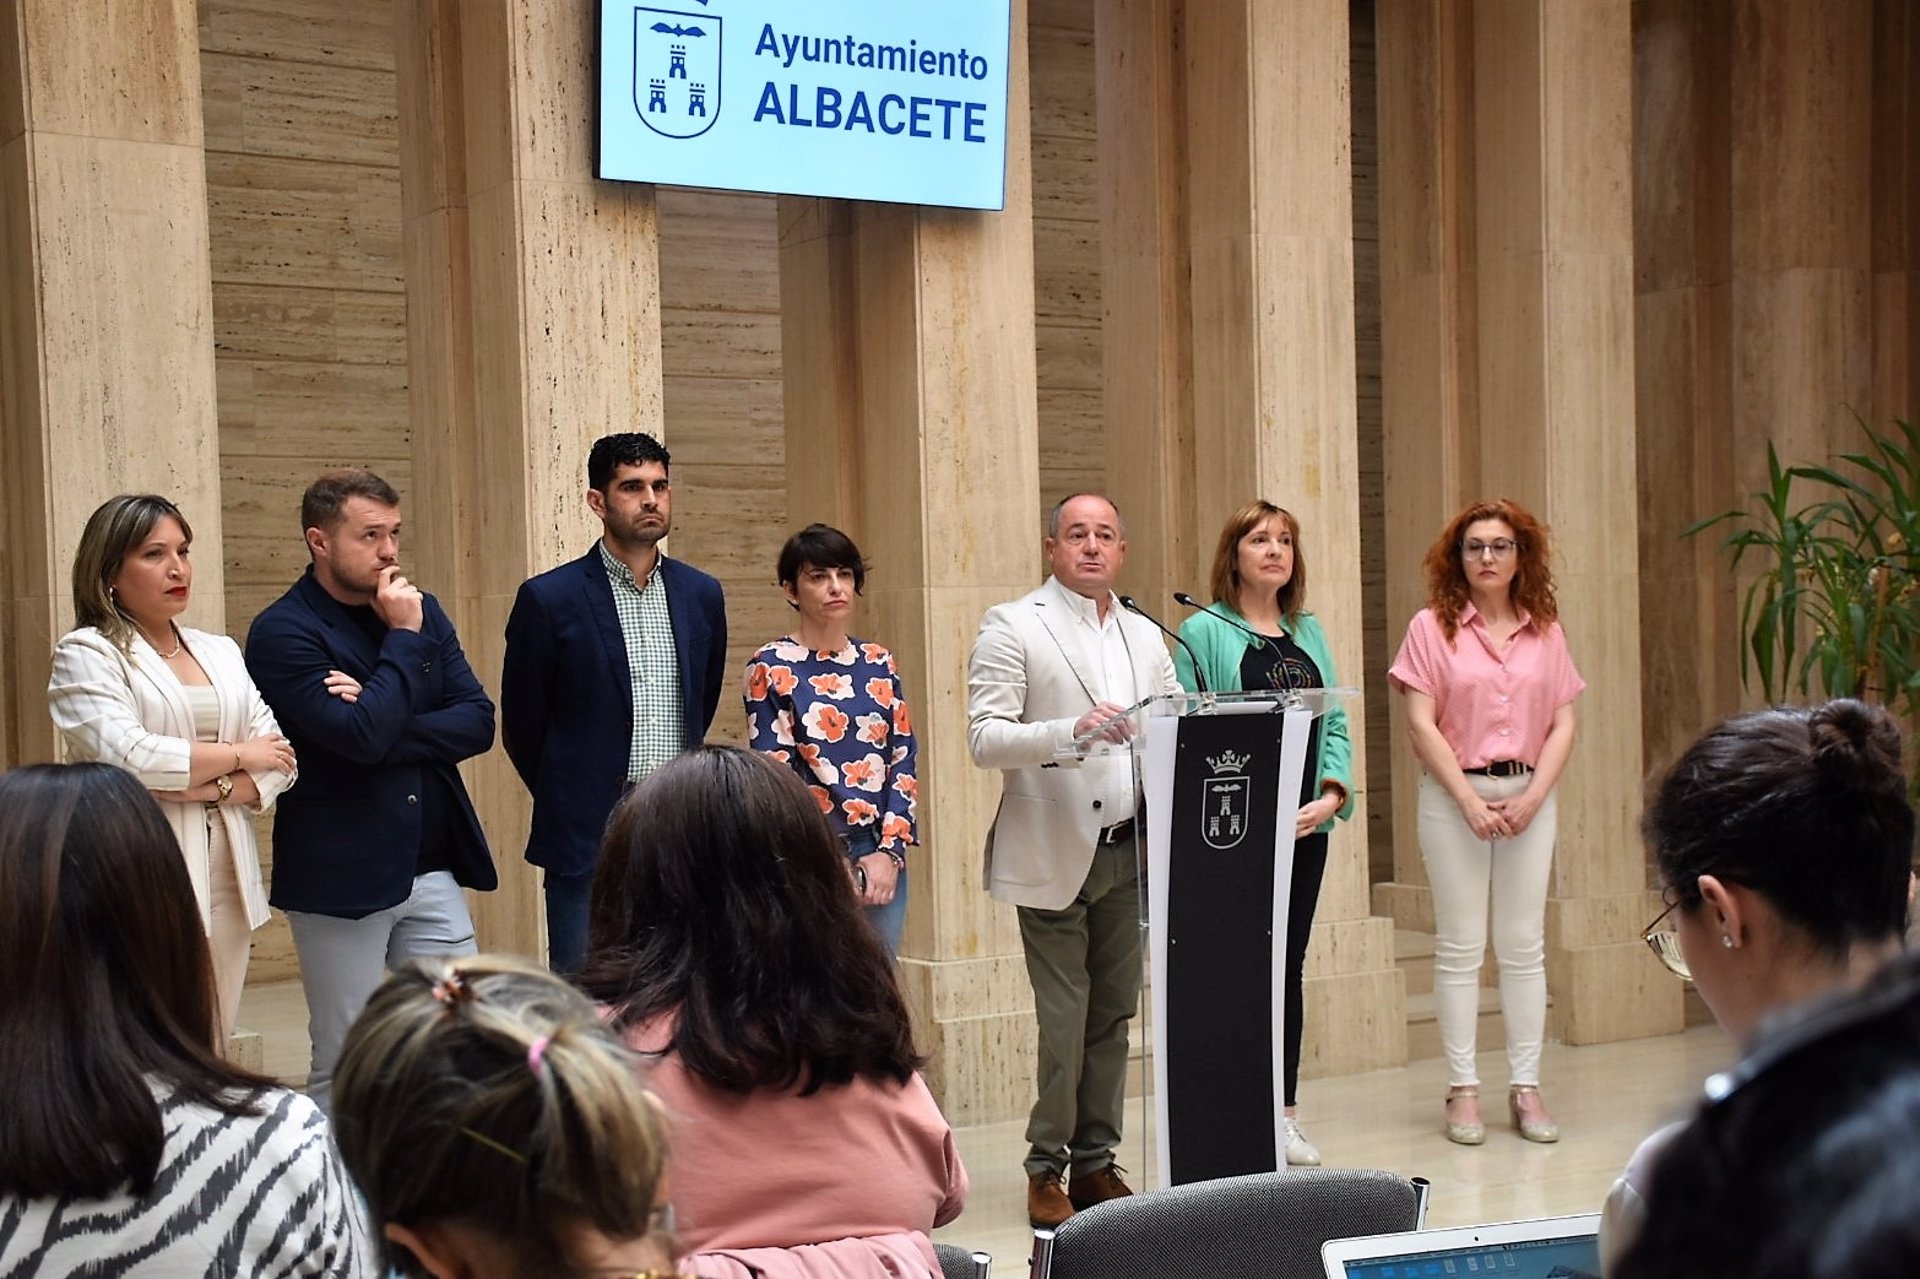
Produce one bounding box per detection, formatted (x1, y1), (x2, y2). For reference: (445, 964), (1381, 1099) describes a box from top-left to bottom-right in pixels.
(1164, 714), (1285, 1180)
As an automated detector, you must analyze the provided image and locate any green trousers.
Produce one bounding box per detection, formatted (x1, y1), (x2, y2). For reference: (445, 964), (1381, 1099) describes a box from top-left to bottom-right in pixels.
(1017, 837), (1143, 1178)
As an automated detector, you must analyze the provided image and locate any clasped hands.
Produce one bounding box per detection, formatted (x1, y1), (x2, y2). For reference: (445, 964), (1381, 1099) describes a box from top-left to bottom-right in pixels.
(1457, 787), (1544, 840)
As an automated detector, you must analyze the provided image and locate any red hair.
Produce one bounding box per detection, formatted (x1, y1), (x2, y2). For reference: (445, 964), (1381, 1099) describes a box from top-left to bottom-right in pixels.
(1421, 498), (1559, 642)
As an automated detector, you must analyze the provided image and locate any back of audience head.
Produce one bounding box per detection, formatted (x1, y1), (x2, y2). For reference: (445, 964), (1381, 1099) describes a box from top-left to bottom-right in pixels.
(577, 744), (921, 1095)
(0, 762), (268, 1199)
(1641, 698), (1911, 1039)
(1619, 949), (1920, 1279)
(331, 955), (671, 1279)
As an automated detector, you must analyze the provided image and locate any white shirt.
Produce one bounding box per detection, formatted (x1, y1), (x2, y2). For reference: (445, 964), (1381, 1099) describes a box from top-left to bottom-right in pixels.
(1057, 586), (1141, 824)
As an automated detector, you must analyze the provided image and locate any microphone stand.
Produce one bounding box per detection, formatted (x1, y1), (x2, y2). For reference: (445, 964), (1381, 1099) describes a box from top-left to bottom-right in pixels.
(1117, 595), (1209, 694)
(1172, 592), (1302, 708)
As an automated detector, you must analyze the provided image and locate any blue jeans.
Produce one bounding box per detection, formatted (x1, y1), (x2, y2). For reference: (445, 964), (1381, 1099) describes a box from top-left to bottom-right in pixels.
(544, 868), (595, 976)
(845, 828), (907, 959)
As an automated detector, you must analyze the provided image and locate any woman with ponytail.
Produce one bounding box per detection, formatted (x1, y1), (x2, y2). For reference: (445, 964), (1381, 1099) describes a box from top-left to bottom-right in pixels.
(1601, 698), (1913, 1272)
(331, 955), (675, 1279)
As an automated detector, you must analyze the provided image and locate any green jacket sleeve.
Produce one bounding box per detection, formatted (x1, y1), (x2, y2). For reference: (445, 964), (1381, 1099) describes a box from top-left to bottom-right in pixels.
(1292, 613), (1355, 828)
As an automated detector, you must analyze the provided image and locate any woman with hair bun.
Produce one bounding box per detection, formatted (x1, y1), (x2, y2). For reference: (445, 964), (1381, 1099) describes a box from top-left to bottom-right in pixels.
(1600, 697), (1912, 1272)
(1389, 498), (1584, 1146)
(580, 745), (966, 1279)
(331, 954), (675, 1279)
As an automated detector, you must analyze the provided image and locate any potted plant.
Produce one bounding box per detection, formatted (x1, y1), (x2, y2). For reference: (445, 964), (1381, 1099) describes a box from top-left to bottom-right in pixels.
(1690, 417), (1920, 788)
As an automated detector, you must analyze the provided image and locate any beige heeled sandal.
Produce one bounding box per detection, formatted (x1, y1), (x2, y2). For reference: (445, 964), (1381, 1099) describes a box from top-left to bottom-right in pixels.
(1444, 1085), (1485, 1145)
(1509, 1084), (1560, 1143)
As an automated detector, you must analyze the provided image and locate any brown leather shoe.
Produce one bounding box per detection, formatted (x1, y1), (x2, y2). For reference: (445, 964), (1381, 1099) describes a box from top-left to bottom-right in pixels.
(1027, 1169), (1075, 1228)
(1066, 1163), (1134, 1212)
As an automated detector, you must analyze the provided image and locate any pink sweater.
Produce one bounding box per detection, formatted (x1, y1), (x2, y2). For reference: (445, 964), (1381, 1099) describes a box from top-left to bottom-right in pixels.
(627, 1018), (969, 1279)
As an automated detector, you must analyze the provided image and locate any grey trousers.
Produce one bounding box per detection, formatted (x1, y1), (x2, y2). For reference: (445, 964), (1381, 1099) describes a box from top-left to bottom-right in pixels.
(1017, 837), (1143, 1178)
(286, 870), (477, 1113)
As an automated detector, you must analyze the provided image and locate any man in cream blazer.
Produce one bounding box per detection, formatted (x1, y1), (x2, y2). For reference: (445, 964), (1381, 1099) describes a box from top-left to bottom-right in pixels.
(967, 493), (1179, 1228)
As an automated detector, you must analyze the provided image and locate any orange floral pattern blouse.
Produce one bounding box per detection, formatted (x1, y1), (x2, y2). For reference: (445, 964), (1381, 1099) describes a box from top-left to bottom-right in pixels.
(744, 637), (919, 857)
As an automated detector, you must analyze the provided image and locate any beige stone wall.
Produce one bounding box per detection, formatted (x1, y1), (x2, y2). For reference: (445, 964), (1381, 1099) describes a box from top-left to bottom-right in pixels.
(1031, 0), (1102, 519)
(201, 0), (406, 982)
(655, 189), (786, 746)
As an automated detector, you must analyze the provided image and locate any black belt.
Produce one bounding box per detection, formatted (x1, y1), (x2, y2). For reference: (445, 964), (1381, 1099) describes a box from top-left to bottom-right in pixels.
(1464, 760), (1532, 778)
(1097, 816), (1137, 845)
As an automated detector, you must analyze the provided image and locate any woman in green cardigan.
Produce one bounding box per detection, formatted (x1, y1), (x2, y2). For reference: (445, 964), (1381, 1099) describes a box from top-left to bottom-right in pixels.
(1175, 499), (1354, 1167)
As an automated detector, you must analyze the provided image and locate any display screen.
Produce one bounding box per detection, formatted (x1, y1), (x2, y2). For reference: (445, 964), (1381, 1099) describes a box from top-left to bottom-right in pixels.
(1335, 1234), (1600, 1279)
(598, 0), (1013, 209)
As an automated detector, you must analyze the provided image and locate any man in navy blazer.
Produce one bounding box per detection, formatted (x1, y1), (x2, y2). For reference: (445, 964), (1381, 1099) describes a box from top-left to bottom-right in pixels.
(246, 469), (496, 1111)
(502, 432), (727, 972)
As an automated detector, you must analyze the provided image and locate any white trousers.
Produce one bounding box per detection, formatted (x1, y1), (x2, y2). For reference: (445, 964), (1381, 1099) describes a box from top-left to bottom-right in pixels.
(207, 818), (252, 1044)
(1417, 772), (1557, 1087)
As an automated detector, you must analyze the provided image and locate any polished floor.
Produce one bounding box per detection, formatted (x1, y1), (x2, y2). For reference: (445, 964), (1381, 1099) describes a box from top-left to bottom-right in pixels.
(243, 979), (1729, 1270)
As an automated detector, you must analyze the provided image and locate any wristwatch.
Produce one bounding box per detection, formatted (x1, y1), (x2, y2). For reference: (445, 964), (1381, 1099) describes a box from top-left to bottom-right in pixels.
(211, 773), (234, 805)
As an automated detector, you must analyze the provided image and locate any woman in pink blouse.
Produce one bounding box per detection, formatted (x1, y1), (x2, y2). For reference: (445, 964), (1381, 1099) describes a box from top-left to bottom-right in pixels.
(578, 746), (966, 1279)
(745, 524), (918, 957)
(1389, 499), (1584, 1147)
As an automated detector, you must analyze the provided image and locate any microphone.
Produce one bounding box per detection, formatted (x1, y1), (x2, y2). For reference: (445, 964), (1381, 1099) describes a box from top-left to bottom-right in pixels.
(1173, 592), (1288, 666)
(1118, 595), (1208, 694)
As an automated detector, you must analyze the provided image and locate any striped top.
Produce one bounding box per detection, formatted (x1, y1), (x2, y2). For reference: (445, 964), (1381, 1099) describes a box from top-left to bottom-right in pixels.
(0, 1082), (377, 1277)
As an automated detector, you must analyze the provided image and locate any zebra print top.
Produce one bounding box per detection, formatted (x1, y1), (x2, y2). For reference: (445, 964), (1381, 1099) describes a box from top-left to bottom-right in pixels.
(0, 1081), (377, 1277)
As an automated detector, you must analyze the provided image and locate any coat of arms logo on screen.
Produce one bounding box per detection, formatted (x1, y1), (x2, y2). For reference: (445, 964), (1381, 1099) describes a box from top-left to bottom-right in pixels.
(633, 5), (722, 139)
(1202, 749), (1252, 850)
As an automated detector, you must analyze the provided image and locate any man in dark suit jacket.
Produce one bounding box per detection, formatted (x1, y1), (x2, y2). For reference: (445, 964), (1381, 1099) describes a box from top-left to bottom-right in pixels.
(502, 432), (727, 972)
(245, 469), (496, 1112)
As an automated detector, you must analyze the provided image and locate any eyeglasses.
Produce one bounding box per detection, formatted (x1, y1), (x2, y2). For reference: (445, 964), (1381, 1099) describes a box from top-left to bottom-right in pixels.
(1461, 538), (1518, 560)
(1642, 897), (1692, 982)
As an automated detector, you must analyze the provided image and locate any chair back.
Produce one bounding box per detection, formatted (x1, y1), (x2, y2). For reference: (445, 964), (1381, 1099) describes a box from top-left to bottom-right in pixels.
(935, 1240), (993, 1278)
(1031, 1168), (1421, 1279)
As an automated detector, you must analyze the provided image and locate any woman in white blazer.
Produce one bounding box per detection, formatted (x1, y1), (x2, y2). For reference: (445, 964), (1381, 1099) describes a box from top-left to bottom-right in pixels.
(48, 495), (298, 1040)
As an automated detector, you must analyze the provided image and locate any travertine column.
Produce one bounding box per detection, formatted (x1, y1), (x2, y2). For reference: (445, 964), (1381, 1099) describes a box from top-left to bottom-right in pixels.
(775, 6), (1040, 1126)
(1380, 1), (1678, 1045)
(1185, 0), (1406, 1077)
(0, 0), (226, 767)
(1375, 0), (1476, 932)
(1474, 0), (1675, 1044)
(1870, 0), (1919, 428)
(395, 1), (666, 957)
(1632, 0), (1739, 778)
(1095, 0), (1194, 614)
(1731, 0), (1874, 478)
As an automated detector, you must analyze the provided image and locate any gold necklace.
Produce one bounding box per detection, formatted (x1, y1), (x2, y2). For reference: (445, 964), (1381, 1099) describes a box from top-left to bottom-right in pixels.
(139, 622), (183, 659)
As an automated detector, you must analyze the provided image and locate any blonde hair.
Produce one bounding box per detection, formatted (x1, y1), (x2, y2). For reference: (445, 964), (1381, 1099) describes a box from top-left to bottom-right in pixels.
(70, 495), (193, 653)
(332, 955), (670, 1279)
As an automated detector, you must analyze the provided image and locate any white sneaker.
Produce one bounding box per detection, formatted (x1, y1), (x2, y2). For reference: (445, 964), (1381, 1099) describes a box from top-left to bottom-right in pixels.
(1283, 1116), (1322, 1166)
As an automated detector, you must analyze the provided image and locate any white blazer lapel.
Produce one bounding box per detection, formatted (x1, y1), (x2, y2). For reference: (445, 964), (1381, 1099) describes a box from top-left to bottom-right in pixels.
(1034, 579), (1101, 705)
(128, 633), (195, 742)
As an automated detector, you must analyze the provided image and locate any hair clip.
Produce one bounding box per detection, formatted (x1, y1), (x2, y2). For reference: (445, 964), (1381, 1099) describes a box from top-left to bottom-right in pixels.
(528, 1034), (552, 1079)
(457, 1125), (529, 1165)
(430, 969), (477, 1012)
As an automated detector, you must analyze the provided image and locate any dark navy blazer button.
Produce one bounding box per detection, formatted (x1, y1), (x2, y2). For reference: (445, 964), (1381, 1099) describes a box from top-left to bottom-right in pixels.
(406, 794), (418, 805)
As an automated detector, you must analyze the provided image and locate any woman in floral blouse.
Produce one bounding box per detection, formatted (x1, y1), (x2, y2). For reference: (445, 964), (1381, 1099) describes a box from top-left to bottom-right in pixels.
(745, 524), (918, 956)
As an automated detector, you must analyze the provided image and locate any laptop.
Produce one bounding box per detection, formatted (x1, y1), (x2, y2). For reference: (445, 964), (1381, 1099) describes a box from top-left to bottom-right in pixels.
(1322, 1213), (1602, 1279)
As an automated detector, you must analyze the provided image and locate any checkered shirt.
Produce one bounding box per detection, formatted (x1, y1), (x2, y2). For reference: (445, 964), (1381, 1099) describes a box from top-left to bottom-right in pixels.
(600, 541), (684, 782)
